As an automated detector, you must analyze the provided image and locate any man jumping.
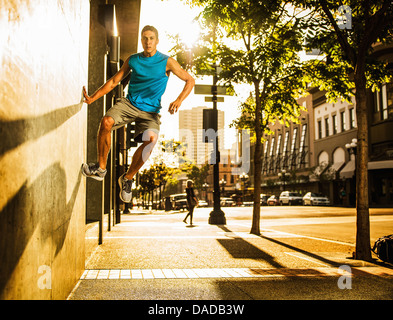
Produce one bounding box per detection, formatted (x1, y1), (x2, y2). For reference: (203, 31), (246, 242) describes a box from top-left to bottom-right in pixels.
(82, 25), (195, 203)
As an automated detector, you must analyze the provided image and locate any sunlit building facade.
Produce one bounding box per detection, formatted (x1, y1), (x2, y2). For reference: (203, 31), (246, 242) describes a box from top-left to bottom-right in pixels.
(254, 78), (393, 207)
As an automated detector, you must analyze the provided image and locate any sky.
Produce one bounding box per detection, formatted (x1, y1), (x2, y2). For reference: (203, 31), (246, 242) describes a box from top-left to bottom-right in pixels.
(138, 0), (247, 149)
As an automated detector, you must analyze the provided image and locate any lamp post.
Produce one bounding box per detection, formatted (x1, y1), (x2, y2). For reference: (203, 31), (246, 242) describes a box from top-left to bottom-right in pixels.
(278, 169), (290, 191)
(239, 173), (249, 204)
(203, 183), (209, 203)
(345, 138), (358, 158)
(219, 179), (227, 195)
(345, 138), (357, 207)
(208, 61), (226, 224)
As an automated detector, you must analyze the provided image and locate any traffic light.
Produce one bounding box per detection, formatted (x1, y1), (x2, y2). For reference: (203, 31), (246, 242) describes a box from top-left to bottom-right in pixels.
(203, 108), (217, 143)
(126, 122), (138, 149)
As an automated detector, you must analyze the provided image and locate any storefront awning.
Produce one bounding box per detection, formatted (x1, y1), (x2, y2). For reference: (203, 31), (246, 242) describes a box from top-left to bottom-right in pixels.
(330, 161), (345, 173)
(340, 160), (355, 179)
(368, 160), (393, 170)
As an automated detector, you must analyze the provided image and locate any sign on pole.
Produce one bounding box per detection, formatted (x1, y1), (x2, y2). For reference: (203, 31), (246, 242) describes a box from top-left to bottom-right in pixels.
(194, 84), (232, 96)
(205, 96), (224, 103)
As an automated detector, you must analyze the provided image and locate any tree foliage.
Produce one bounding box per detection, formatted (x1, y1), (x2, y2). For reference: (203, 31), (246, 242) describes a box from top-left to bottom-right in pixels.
(173, 0), (309, 235)
(297, 0), (393, 261)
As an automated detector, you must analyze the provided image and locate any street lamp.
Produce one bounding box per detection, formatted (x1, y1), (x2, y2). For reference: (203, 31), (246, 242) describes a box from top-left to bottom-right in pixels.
(239, 173), (249, 203)
(219, 179), (227, 195)
(203, 183), (209, 202)
(278, 169), (290, 190)
(345, 138), (358, 158)
(345, 138), (357, 207)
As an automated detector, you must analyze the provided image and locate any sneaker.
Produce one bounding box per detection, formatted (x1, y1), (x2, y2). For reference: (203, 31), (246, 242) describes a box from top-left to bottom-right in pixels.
(81, 163), (107, 181)
(118, 173), (133, 203)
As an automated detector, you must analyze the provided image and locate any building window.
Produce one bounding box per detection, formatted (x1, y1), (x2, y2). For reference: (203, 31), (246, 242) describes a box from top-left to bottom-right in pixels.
(373, 89), (381, 122)
(340, 111), (346, 132)
(325, 117), (329, 137)
(332, 114), (337, 134)
(382, 83), (393, 120)
(269, 137), (275, 173)
(382, 85), (388, 120)
(349, 108), (356, 129)
(291, 128), (298, 153)
(282, 131), (289, 169)
(275, 134), (282, 155)
(262, 140), (269, 173)
(372, 83), (393, 122)
(317, 120), (322, 139)
(269, 137), (275, 157)
(275, 134), (282, 171)
(290, 128), (298, 169)
(299, 124), (307, 167)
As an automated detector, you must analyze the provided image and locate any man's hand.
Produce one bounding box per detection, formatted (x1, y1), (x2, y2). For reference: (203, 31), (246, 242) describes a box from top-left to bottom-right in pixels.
(83, 86), (93, 105)
(168, 99), (181, 114)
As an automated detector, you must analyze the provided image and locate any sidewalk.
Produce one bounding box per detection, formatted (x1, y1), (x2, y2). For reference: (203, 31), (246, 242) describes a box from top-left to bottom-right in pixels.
(69, 208), (393, 302)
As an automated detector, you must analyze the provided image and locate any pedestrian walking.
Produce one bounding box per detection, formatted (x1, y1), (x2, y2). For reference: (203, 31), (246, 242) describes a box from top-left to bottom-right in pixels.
(183, 180), (198, 225)
(81, 25), (195, 203)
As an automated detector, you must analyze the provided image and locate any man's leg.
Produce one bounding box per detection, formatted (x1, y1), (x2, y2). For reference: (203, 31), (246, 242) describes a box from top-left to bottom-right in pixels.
(81, 116), (114, 181)
(119, 129), (158, 202)
(124, 129), (158, 180)
(97, 116), (115, 170)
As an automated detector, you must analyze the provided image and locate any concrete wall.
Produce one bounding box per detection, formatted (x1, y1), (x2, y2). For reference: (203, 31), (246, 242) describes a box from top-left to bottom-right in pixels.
(0, 0), (89, 299)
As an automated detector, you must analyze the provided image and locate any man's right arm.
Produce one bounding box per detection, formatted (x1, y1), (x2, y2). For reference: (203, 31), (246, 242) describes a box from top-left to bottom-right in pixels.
(83, 57), (131, 105)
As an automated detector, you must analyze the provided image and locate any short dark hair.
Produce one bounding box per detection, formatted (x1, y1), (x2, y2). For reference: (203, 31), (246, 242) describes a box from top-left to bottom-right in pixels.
(141, 25), (159, 39)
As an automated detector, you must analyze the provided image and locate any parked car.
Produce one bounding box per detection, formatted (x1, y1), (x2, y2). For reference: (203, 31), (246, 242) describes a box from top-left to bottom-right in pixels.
(198, 200), (208, 207)
(267, 195), (279, 206)
(242, 201), (253, 206)
(279, 191), (303, 205)
(260, 194), (269, 206)
(170, 193), (188, 210)
(303, 192), (330, 206)
(220, 197), (235, 207)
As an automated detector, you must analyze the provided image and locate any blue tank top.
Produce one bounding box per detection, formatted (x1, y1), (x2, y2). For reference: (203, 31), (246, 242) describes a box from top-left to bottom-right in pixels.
(126, 51), (169, 113)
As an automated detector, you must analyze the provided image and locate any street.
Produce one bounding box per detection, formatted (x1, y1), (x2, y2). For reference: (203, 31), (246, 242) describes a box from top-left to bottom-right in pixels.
(205, 205), (393, 245)
(142, 206), (393, 247)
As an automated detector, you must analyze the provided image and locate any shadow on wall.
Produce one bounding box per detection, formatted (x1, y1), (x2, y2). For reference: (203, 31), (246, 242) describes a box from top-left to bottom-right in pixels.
(0, 101), (84, 298)
(0, 103), (82, 157)
(0, 162), (82, 297)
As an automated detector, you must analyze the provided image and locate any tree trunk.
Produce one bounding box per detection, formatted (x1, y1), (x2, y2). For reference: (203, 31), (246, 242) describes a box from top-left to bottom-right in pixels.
(251, 83), (262, 235)
(354, 65), (372, 261)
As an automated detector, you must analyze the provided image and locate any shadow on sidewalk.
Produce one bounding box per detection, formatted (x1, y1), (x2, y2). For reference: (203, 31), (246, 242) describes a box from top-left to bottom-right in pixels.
(216, 225), (352, 268)
(216, 225), (284, 268)
(260, 234), (344, 267)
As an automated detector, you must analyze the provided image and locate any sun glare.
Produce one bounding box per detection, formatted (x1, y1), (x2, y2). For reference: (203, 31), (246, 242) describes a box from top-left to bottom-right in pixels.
(179, 21), (201, 48)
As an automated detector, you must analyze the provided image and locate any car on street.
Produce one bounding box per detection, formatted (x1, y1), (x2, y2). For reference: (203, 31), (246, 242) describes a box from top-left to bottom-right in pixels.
(303, 192), (330, 206)
(220, 197), (235, 207)
(279, 191), (303, 205)
(267, 195), (279, 206)
(242, 201), (253, 206)
(197, 200), (208, 207)
(260, 194), (269, 206)
(170, 193), (188, 211)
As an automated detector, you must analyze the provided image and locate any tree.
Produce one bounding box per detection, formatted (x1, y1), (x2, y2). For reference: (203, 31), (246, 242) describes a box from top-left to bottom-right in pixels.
(139, 168), (155, 208)
(177, 0), (308, 235)
(184, 163), (210, 193)
(299, 0), (393, 260)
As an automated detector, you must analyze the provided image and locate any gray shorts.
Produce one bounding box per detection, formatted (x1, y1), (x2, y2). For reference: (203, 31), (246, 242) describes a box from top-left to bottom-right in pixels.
(104, 97), (161, 136)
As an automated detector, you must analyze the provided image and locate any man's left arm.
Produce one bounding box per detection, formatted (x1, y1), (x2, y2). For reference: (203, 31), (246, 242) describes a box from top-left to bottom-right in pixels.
(167, 57), (195, 114)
